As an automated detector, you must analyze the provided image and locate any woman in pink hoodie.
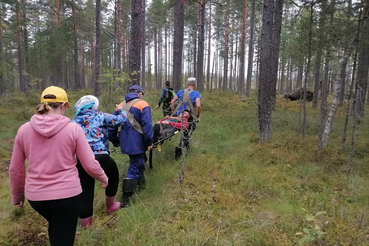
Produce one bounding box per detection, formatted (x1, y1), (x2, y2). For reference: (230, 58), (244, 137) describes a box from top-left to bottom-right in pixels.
(9, 86), (108, 246)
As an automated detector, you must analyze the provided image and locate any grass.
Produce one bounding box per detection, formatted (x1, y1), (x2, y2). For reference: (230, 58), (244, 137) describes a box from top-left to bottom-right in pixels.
(0, 89), (369, 245)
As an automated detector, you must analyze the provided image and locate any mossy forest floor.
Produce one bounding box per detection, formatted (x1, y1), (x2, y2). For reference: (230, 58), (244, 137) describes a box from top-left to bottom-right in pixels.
(0, 89), (369, 245)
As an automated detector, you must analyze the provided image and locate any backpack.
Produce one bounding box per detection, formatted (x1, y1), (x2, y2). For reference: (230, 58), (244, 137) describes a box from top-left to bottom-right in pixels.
(164, 88), (175, 103)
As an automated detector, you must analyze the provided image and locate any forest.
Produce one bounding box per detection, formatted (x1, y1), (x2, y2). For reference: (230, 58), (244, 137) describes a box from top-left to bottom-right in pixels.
(0, 0), (369, 245)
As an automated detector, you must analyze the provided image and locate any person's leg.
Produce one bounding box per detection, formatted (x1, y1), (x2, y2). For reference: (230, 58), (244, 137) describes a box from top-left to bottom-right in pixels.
(28, 200), (53, 242)
(95, 154), (119, 197)
(162, 106), (171, 117)
(49, 195), (80, 246)
(95, 154), (121, 213)
(29, 195), (80, 246)
(127, 154), (145, 180)
(121, 154), (145, 207)
(76, 159), (95, 226)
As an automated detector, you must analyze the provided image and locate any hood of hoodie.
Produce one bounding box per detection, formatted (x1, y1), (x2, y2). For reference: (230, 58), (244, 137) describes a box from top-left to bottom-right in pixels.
(125, 92), (140, 102)
(30, 114), (71, 138)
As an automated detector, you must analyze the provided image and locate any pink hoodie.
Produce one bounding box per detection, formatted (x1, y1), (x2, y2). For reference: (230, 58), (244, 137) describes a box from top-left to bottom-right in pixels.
(9, 114), (108, 205)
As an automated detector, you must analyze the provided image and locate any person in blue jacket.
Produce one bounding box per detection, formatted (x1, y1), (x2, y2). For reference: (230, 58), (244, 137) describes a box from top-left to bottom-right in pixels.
(170, 77), (202, 158)
(115, 85), (153, 207)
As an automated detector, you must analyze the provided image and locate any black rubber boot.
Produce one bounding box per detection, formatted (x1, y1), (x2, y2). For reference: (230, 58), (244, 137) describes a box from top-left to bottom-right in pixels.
(120, 179), (138, 208)
(153, 124), (161, 143)
(137, 172), (146, 191)
(175, 147), (182, 160)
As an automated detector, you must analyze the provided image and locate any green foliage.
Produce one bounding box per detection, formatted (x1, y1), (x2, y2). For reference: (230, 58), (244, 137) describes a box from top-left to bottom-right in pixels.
(296, 209), (327, 245)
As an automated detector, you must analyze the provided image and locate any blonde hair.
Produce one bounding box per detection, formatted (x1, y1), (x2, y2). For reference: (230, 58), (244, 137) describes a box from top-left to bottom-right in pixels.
(35, 102), (63, 115)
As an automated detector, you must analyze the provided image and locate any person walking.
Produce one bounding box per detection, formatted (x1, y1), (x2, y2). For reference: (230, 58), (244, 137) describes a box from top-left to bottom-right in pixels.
(9, 86), (108, 246)
(155, 80), (175, 117)
(170, 77), (202, 158)
(116, 85), (153, 207)
(170, 77), (201, 119)
(72, 95), (127, 227)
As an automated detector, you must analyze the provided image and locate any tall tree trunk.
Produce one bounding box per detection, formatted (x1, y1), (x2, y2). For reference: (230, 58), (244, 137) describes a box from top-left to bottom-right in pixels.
(246, 0), (256, 97)
(148, 43), (152, 90)
(0, 6), (4, 95)
(173, 0), (185, 92)
(280, 46), (285, 94)
(165, 27), (168, 81)
(72, 0), (80, 89)
(355, 6), (369, 120)
(206, 4), (212, 90)
(94, 0), (102, 96)
(312, 0), (327, 108)
(16, 2), (26, 93)
(154, 30), (158, 88)
(256, 35), (260, 90)
(287, 57), (292, 93)
(342, 47), (358, 149)
(296, 60), (303, 89)
(141, 0), (146, 89)
(318, 27), (360, 152)
(258, 0), (274, 142)
(300, 2), (313, 138)
(270, 0), (283, 108)
(193, 24), (197, 77)
(158, 28), (163, 88)
(55, 0), (63, 88)
(196, 0), (205, 92)
(239, 0), (248, 94)
(233, 30), (238, 90)
(319, 0), (335, 141)
(22, 0), (29, 94)
(122, 5), (126, 72)
(222, 4), (230, 92)
(229, 22), (234, 90)
(115, 0), (122, 70)
(129, 0), (144, 86)
(79, 40), (85, 88)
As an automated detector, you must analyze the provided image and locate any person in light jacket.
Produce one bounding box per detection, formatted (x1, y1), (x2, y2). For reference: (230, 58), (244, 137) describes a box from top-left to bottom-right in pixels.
(9, 86), (108, 246)
(73, 95), (127, 227)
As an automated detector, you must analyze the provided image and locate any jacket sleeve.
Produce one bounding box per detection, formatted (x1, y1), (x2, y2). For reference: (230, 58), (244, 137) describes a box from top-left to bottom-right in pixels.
(141, 106), (153, 147)
(158, 88), (166, 106)
(103, 109), (127, 127)
(75, 125), (108, 184)
(9, 131), (26, 206)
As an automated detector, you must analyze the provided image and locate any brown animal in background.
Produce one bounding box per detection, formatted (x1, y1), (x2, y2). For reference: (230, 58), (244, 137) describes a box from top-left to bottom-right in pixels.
(283, 88), (314, 102)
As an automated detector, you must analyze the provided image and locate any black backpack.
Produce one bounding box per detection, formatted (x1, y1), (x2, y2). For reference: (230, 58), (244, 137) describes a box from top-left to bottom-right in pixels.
(164, 87), (175, 103)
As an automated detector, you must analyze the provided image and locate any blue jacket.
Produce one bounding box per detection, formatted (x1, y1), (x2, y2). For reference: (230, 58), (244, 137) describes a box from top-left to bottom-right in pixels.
(175, 89), (201, 115)
(158, 87), (168, 106)
(117, 93), (153, 155)
(72, 109), (127, 154)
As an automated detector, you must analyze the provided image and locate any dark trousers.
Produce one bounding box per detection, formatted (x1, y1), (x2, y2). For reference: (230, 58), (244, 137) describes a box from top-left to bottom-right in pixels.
(127, 153), (146, 179)
(162, 105), (171, 117)
(28, 195), (80, 246)
(77, 154), (119, 218)
(153, 124), (178, 143)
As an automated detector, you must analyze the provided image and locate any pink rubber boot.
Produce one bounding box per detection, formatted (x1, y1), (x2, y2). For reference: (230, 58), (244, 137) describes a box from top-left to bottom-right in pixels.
(106, 196), (121, 214)
(80, 216), (92, 228)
